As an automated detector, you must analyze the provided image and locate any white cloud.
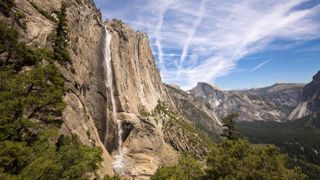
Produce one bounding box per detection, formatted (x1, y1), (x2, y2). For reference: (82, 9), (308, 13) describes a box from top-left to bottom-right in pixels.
(96, 0), (320, 90)
(250, 59), (272, 72)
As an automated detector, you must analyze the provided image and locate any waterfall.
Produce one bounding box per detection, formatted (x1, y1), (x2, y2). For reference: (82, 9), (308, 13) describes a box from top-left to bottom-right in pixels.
(103, 27), (125, 175)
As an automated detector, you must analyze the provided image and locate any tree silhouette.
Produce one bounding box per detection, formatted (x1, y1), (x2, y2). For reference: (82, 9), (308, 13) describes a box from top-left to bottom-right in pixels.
(221, 112), (240, 140)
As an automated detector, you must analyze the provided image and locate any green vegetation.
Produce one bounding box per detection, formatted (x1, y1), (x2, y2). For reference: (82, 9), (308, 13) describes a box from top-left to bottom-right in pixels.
(0, 3), (102, 179)
(0, 0), (15, 17)
(205, 139), (305, 179)
(3, 135), (102, 179)
(0, 0), (26, 29)
(0, 19), (48, 70)
(238, 118), (320, 179)
(151, 154), (205, 180)
(103, 175), (121, 180)
(152, 139), (305, 180)
(153, 101), (215, 155)
(52, 2), (71, 64)
(221, 113), (240, 140)
(138, 105), (151, 117)
(151, 110), (305, 179)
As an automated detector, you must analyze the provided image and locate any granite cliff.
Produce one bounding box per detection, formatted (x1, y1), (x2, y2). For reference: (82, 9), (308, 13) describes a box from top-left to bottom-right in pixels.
(1, 0), (114, 177)
(289, 71), (320, 127)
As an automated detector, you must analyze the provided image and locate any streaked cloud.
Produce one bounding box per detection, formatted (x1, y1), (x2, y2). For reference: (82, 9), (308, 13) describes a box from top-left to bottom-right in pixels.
(95, 0), (320, 89)
(250, 59), (272, 72)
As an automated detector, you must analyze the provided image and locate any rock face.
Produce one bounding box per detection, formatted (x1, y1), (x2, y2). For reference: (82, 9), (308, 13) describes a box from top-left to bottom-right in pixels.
(103, 20), (175, 178)
(166, 84), (222, 139)
(103, 20), (220, 178)
(106, 20), (172, 114)
(5, 0), (114, 177)
(239, 83), (304, 115)
(190, 82), (304, 122)
(289, 71), (320, 126)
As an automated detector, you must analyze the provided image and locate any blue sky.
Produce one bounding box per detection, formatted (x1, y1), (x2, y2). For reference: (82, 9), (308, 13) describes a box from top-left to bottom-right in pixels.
(94, 0), (320, 90)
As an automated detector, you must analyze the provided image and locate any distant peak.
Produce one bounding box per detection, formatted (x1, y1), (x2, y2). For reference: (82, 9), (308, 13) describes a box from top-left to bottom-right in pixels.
(313, 70), (320, 81)
(274, 81), (286, 85)
(196, 82), (222, 91)
(271, 82), (305, 87)
(167, 84), (182, 90)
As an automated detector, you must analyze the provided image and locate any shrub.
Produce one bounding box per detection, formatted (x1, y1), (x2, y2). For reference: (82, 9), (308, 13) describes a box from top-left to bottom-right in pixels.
(205, 139), (306, 180)
(0, 0), (15, 17)
(151, 154), (204, 180)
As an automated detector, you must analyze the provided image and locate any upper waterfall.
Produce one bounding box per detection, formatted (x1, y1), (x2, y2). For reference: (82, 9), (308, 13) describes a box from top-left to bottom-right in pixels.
(102, 27), (126, 175)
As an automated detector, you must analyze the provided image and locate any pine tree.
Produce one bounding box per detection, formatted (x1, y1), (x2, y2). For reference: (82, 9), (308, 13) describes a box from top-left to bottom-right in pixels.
(221, 113), (240, 140)
(53, 1), (71, 64)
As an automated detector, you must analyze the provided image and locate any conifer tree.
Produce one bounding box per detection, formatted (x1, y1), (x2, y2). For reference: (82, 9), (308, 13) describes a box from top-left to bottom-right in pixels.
(221, 113), (240, 140)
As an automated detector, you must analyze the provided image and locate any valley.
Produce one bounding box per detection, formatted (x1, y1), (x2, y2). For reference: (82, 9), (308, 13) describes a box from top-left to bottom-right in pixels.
(238, 118), (320, 179)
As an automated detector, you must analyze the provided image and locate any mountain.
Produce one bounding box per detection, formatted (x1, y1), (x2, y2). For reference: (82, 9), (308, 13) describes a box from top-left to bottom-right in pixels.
(190, 82), (304, 122)
(289, 71), (320, 127)
(0, 1), (221, 179)
(165, 84), (222, 140)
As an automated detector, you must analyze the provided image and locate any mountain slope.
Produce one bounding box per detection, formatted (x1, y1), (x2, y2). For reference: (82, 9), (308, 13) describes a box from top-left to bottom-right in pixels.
(238, 83), (304, 115)
(166, 84), (222, 140)
(289, 71), (320, 127)
(190, 82), (304, 122)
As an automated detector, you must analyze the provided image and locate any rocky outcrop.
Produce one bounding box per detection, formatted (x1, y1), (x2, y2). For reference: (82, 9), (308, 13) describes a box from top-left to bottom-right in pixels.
(106, 20), (172, 114)
(190, 82), (304, 122)
(289, 71), (320, 127)
(102, 20), (175, 178)
(5, 0), (114, 177)
(154, 102), (216, 157)
(166, 84), (222, 140)
(103, 20), (219, 178)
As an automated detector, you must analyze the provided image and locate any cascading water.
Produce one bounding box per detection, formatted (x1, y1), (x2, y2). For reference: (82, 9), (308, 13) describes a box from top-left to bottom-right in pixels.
(103, 27), (125, 175)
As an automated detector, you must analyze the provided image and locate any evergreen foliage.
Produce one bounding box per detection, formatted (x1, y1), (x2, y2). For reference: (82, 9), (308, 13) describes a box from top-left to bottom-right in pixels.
(52, 2), (71, 64)
(238, 119), (320, 179)
(206, 139), (305, 180)
(153, 101), (215, 154)
(152, 139), (306, 180)
(0, 0), (26, 29)
(0, 20), (49, 70)
(0, 0), (15, 17)
(0, 7), (101, 178)
(151, 154), (205, 180)
(221, 113), (240, 140)
(103, 175), (121, 180)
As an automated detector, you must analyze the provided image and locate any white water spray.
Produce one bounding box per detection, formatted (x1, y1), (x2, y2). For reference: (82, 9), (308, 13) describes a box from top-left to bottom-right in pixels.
(103, 27), (125, 174)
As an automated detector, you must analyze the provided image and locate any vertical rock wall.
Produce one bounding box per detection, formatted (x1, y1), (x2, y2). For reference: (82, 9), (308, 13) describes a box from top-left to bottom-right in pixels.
(9, 0), (115, 177)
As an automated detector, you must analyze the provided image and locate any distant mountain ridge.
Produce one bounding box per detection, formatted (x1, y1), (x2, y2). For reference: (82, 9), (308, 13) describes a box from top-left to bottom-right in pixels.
(189, 82), (305, 122)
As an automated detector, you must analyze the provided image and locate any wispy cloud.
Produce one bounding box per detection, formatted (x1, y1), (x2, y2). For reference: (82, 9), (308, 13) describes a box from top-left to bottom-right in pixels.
(95, 0), (320, 89)
(250, 59), (272, 72)
(179, 0), (206, 65)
